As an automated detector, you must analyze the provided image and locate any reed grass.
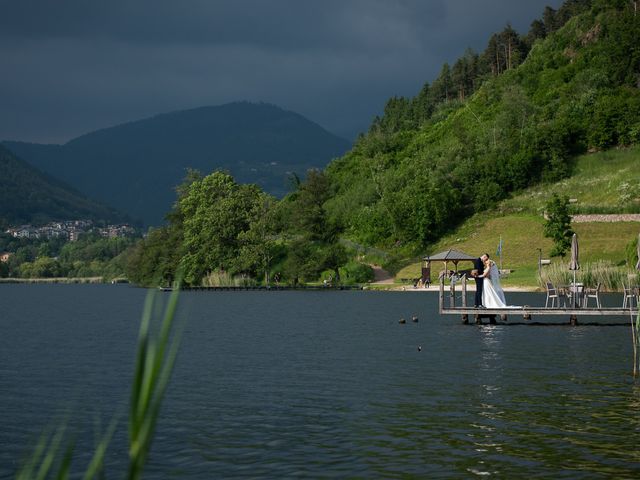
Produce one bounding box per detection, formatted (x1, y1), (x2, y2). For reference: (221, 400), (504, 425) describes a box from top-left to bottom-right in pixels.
(537, 260), (637, 291)
(16, 285), (182, 479)
(202, 270), (257, 287)
(128, 286), (182, 479)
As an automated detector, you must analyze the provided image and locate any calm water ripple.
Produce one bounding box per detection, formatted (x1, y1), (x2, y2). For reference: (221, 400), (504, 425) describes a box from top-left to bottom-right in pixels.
(1, 285), (639, 478)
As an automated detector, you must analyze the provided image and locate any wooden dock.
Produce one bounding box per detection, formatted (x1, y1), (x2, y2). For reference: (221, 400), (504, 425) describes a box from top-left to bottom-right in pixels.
(438, 276), (638, 325)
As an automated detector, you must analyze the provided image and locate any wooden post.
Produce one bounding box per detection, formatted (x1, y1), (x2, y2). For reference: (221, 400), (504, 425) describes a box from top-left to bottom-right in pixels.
(461, 275), (467, 323)
(462, 275), (467, 308)
(439, 276), (444, 312)
(449, 278), (456, 308)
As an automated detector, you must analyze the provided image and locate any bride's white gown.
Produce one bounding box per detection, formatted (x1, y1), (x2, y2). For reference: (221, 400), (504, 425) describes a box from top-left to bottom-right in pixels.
(482, 263), (507, 308)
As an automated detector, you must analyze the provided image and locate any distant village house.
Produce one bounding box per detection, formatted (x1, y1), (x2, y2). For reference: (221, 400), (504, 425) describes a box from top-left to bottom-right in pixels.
(5, 220), (134, 243)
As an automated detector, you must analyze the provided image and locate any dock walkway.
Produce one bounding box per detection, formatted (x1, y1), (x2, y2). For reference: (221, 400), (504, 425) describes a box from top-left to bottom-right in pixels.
(438, 277), (638, 325)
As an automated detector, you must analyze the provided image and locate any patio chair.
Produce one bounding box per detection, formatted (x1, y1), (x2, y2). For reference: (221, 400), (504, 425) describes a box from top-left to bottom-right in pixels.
(583, 283), (601, 308)
(545, 281), (560, 308)
(623, 284), (637, 309)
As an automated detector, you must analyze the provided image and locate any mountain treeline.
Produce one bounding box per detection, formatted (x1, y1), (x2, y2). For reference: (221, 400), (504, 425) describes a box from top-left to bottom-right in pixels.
(369, 0), (597, 134)
(326, 0), (639, 246)
(128, 0), (640, 287)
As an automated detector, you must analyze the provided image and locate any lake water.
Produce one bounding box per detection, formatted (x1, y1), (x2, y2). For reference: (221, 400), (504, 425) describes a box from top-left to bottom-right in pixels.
(1, 285), (639, 478)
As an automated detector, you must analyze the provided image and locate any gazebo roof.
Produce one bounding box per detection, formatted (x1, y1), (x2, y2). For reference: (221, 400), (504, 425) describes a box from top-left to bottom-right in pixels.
(423, 249), (477, 262)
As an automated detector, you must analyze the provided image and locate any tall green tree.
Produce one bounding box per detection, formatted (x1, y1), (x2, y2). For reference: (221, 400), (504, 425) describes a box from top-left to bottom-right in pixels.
(291, 169), (335, 242)
(543, 194), (575, 257)
(237, 196), (280, 284)
(178, 171), (264, 285)
(283, 169), (347, 282)
(430, 63), (453, 102)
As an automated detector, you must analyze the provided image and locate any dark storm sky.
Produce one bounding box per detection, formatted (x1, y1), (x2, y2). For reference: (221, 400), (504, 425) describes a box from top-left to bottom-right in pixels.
(0, 0), (562, 143)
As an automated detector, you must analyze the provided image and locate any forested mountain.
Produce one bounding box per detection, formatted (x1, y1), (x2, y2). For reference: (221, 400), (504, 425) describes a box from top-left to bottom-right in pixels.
(0, 145), (128, 227)
(3, 102), (351, 225)
(325, 0), (640, 247)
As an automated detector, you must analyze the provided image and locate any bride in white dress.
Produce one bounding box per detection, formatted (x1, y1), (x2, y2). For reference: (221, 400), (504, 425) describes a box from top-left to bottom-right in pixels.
(480, 257), (507, 308)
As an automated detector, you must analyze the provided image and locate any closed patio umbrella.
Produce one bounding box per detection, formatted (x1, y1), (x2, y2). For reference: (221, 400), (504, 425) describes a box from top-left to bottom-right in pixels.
(569, 233), (580, 277)
(569, 233), (580, 306)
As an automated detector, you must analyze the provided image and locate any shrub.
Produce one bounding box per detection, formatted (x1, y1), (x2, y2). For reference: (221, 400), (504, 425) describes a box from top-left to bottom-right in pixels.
(338, 262), (375, 285)
(202, 270), (256, 287)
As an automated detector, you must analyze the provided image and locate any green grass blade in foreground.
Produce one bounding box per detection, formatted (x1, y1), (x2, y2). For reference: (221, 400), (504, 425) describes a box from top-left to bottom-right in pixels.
(129, 290), (155, 438)
(16, 285), (183, 479)
(54, 443), (74, 480)
(81, 415), (119, 480)
(127, 285), (182, 480)
(16, 424), (69, 480)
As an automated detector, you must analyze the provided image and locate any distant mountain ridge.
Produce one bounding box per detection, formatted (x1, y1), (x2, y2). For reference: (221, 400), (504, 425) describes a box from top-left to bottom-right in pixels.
(3, 102), (351, 225)
(0, 145), (128, 226)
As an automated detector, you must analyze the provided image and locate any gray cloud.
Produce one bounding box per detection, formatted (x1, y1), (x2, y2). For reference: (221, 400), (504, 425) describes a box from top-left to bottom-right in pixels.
(0, 0), (562, 143)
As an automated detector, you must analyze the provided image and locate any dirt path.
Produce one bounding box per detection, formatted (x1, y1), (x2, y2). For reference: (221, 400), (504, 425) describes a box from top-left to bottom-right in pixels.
(572, 214), (640, 222)
(371, 264), (394, 284)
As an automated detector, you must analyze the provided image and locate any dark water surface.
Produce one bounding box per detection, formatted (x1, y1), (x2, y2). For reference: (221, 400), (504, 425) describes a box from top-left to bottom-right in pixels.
(1, 285), (639, 478)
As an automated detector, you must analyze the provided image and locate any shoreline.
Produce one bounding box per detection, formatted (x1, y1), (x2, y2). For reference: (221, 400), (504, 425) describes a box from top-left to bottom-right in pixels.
(0, 277), (541, 291)
(0, 277), (105, 284)
(375, 284), (541, 293)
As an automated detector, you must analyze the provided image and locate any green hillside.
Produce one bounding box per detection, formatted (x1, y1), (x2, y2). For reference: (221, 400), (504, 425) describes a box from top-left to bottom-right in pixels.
(325, 0), (640, 250)
(395, 147), (640, 288)
(0, 145), (129, 227)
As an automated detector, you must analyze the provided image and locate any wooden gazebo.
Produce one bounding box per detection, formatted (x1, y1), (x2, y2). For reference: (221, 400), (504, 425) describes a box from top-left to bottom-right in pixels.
(422, 249), (477, 283)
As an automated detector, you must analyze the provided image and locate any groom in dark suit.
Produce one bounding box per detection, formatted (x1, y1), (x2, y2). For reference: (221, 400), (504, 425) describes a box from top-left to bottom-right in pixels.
(472, 255), (485, 308)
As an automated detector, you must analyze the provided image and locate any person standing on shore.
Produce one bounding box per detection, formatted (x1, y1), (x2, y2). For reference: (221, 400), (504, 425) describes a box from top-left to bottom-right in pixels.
(472, 254), (487, 308)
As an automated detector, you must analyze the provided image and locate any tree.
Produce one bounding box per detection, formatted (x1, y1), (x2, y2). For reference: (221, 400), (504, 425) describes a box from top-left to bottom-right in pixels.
(451, 57), (468, 100)
(291, 169), (335, 242)
(542, 6), (557, 35)
(178, 171), (263, 285)
(237, 196), (280, 284)
(543, 194), (575, 257)
(411, 81), (433, 124)
(379, 97), (412, 133)
(430, 63), (453, 102)
(126, 226), (181, 286)
(527, 19), (547, 45)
